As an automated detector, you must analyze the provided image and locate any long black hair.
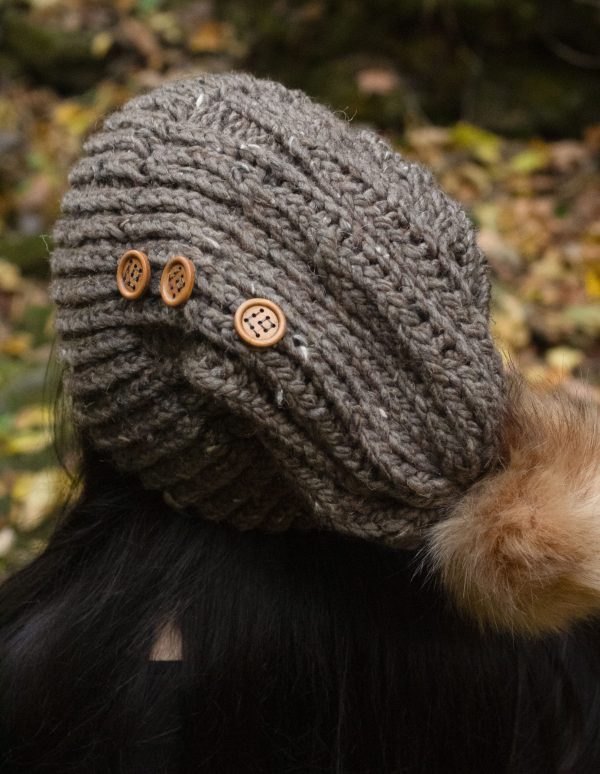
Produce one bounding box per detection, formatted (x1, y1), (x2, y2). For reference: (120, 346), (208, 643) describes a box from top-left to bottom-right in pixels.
(2, 434), (600, 773)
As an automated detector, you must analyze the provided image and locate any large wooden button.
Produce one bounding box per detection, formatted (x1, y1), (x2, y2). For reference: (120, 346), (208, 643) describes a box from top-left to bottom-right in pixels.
(234, 298), (287, 347)
(116, 250), (151, 300)
(159, 256), (196, 307)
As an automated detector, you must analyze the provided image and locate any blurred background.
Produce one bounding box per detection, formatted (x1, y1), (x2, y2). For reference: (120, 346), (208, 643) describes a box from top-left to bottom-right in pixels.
(0, 0), (599, 576)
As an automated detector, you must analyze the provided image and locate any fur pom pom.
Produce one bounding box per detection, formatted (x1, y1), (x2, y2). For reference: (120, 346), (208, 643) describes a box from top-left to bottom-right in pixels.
(428, 375), (600, 634)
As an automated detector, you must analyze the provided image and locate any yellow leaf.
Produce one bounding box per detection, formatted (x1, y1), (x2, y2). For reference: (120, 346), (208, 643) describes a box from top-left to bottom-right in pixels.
(13, 404), (51, 431)
(91, 32), (113, 59)
(584, 263), (600, 299)
(0, 258), (21, 292)
(4, 429), (51, 455)
(509, 146), (550, 174)
(0, 333), (33, 357)
(53, 102), (99, 137)
(9, 468), (65, 532)
(545, 346), (585, 373)
(148, 12), (182, 44)
(450, 122), (501, 165)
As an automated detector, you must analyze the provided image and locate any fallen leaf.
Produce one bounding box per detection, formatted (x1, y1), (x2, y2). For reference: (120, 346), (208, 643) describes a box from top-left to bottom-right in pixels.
(584, 262), (600, 298)
(545, 346), (585, 372)
(509, 145), (550, 174)
(148, 12), (182, 44)
(356, 67), (400, 96)
(0, 527), (16, 558)
(53, 102), (99, 138)
(91, 31), (113, 59)
(9, 468), (66, 532)
(4, 428), (51, 455)
(0, 259), (21, 293)
(490, 286), (530, 351)
(450, 122), (501, 165)
(13, 404), (51, 431)
(0, 332), (34, 357)
(187, 21), (233, 54)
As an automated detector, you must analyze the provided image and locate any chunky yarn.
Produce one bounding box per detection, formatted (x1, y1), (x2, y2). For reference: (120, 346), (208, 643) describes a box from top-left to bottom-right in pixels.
(50, 72), (505, 547)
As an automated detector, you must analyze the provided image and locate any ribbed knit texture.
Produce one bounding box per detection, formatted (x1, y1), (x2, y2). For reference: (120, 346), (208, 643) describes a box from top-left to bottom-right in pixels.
(50, 72), (505, 547)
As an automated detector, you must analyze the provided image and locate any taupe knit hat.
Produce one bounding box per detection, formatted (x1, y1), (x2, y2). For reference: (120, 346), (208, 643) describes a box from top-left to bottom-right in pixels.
(51, 72), (600, 634)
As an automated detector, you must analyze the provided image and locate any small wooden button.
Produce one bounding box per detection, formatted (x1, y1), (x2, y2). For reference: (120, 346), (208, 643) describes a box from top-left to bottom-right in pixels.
(234, 298), (287, 347)
(160, 256), (196, 307)
(116, 250), (151, 300)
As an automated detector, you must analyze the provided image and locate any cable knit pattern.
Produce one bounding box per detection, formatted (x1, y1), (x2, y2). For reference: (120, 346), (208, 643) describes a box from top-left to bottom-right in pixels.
(50, 72), (505, 547)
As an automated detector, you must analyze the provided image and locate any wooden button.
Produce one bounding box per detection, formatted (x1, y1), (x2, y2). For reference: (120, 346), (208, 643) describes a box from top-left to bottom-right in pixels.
(234, 298), (287, 347)
(159, 256), (195, 307)
(116, 250), (151, 300)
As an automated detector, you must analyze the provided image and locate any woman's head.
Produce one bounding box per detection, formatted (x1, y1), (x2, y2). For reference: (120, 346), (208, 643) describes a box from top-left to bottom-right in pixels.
(50, 71), (504, 543)
(48, 71), (600, 634)
(2, 71), (600, 773)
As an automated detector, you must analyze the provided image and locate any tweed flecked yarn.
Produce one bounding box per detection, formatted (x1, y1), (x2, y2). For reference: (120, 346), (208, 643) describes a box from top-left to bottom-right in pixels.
(50, 72), (505, 547)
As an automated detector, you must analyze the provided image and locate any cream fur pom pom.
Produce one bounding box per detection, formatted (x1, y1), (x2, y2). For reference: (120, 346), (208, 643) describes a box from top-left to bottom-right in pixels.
(428, 375), (600, 634)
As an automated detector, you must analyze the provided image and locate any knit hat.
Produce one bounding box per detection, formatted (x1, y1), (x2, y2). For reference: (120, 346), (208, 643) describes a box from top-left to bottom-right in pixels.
(51, 72), (600, 634)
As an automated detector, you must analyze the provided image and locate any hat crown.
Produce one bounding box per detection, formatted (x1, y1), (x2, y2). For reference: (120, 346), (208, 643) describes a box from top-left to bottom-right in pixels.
(51, 72), (504, 545)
